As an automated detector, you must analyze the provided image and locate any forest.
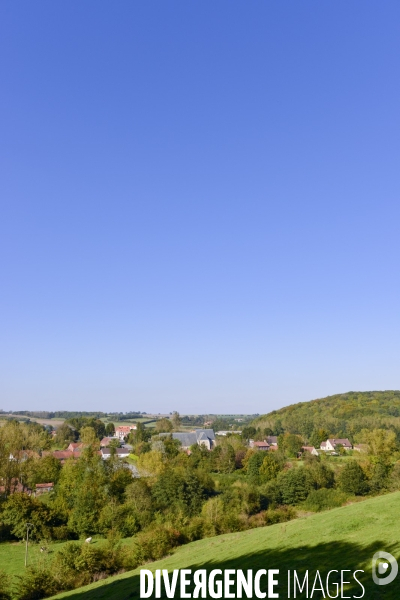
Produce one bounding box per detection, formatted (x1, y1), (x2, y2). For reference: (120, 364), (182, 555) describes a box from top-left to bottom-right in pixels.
(251, 390), (400, 442)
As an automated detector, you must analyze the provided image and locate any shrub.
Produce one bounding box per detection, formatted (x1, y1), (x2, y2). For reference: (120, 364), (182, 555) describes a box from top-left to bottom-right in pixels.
(388, 461), (400, 491)
(305, 460), (335, 489)
(14, 568), (59, 600)
(247, 452), (265, 484)
(277, 468), (314, 505)
(0, 570), (11, 600)
(51, 525), (76, 541)
(248, 506), (296, 528)
(264, 505), (297, 525)
(369, 461), (390, 493)
(127, 524), (183, 567)
(338, 461), (369, 495)
(302, 488), (348, 512)
(2, 494), (58, 541)
(259, 453), (284, 483)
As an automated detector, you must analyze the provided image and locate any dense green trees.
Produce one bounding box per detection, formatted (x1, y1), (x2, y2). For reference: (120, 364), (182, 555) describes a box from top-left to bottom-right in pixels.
(338, 460), (369, 495)
(105, 422), (115, 436)
(152, 469), (213, 516)
(65, 418), (106, 440)
(54, 423), (76, 446)
(252, 391), (400, 443)
(278, 433), (304, 457)
(2, 493), (59, 540)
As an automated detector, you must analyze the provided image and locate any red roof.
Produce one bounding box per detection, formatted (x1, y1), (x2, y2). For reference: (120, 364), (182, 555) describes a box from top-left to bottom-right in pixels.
(253, 441), (270, 448)
(36, 483), (54, 489)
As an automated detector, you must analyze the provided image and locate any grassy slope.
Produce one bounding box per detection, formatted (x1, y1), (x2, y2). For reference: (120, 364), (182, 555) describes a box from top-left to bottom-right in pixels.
(51, 491), (400, 600)
(0, 540), (75, 577)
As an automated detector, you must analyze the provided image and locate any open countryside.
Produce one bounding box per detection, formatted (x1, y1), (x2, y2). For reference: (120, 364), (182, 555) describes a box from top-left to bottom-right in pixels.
(0, 391), (400, 598)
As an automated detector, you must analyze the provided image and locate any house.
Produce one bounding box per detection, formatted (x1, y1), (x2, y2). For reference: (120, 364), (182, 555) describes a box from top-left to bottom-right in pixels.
(100, 436), (120, 447)
(265, 436), (278, 446)
(215, 430), (242, 436)
(9, 450), (39, 462)
(35, 482), (54, 496)
(249, 440), (270, 450)
(100, 447), (130, 460)
(45, 450), (75, 462)
(43, 450), (82, 462)
(0, 478), (32, 496)
(66, 443), (84, 452)
(169, 429), (216, 451)
(115, 425), (137, 440)
(252, 441), (270, 451)
(321, 438), (352, 451)
(302, 446), (319, 456)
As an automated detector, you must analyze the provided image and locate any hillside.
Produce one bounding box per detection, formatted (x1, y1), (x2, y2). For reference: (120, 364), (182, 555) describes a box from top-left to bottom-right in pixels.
(51, 492), (400, 600)
(251, 390), (400, 440)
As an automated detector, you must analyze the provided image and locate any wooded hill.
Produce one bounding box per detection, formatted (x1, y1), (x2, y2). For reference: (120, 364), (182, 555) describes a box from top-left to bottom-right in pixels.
(251, 390), (400, 442)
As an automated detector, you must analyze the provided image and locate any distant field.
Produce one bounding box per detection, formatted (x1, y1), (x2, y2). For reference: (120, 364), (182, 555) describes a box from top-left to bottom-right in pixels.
(111, 418), (156, 429)
(0, 415), (65, 427)
(51, 491), (400, 599)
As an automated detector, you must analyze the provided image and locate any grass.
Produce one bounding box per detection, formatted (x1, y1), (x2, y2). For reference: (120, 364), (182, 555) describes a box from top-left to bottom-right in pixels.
(47, 491), (400, 600)
(0, 540), (69, 577)
(0, 536), (143, 581)
(125, 454), (139, 464)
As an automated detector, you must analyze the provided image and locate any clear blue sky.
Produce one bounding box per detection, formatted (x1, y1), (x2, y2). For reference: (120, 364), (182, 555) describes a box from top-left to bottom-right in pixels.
(1, 1), (400, 414)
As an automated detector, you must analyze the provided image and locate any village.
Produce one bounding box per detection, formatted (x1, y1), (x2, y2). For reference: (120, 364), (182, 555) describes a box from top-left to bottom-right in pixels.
(1, 414), (364, 500)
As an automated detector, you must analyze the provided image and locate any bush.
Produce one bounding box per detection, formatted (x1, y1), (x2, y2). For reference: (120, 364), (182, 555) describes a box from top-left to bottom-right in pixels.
(302, 488), (348, 512)
(338, 461), (369, 495)
(369, 461), (390, 493)
(264, 505), (297, 525)
(14, 568), (59, 600)
(2, 494), (59, 541)
(305, 460), (335, 489)
(0, 570), (11, 600)
(126, 524), (183, 567)
(388, 461), (400, 491)
(51, 525), (76, 541)
(247, 452), (265, 484)
(99, 503), (140, 537)
(259, 453), (284, 483)
(248, 506), (296, 528)
(276, 468), (314, 505)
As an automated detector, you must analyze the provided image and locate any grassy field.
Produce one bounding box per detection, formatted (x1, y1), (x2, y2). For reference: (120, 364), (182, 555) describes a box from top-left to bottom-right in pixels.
(47, 491), (400, 600)
(0, 537), (141, 579)
(0, 539), (70, 577)
(110, 418), (157, 429)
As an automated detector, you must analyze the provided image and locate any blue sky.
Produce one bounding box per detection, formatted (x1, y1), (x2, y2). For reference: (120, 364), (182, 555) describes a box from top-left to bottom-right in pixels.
(1, 1), (400, 414)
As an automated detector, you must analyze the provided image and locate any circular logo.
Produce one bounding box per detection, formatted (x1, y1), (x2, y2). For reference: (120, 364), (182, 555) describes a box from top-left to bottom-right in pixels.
(372, 551), (398, 586)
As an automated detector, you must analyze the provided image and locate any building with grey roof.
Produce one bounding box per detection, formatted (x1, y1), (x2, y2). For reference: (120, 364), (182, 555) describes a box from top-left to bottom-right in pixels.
(170, 429), (216, 450)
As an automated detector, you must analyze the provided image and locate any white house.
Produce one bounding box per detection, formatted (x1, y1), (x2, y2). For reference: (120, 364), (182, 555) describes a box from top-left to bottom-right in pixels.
(320, 438), (352, 451)
(302, 446), (319, 456)
(101, 447), (130, 460)
(115, 425), (137, 440)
